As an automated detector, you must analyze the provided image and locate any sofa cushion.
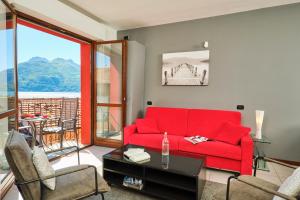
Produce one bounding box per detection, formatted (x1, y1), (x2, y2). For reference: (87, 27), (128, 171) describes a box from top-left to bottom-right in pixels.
(187, 109), (241, 138)
(215, 122), (251, 145)
(136, 118), (160, 134)
(178, 139), (242, 160)
(129, 134), (181, 151)
(145, 107), (188, 136)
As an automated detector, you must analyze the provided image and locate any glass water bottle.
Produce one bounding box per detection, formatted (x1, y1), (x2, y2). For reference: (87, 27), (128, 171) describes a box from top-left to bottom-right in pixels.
(162, 132), (169, 169)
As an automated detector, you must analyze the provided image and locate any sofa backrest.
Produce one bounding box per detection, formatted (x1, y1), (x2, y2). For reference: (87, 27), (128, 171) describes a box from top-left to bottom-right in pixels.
(145, 107), (188, 136)
(187, 109), (241, 138)
(145, 107), (241, 138)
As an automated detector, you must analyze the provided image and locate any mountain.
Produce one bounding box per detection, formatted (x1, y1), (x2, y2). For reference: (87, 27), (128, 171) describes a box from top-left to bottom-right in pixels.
(16, 57), (80, 92)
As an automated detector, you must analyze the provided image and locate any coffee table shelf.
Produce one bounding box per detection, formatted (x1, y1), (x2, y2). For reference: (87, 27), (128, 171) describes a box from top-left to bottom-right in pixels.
(103, 145), (206, 200)
(103, 159), (144, 177)
(146, 168), (197, 192)
(145, 182), (196, 200)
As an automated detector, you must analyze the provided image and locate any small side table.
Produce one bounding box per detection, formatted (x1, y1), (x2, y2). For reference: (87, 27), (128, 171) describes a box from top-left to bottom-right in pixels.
(251, 134), (271, 176)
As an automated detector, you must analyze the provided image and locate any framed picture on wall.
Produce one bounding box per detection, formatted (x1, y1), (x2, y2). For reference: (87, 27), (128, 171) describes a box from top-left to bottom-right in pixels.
(162, 50), (209, 86)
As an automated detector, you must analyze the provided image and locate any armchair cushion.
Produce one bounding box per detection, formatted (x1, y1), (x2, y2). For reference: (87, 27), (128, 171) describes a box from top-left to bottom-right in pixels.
(274, 167), (300, 200)
(136, 118), (160, 134)
(215, 122), (251, 145)
(32, 146), (56, 190)
(42, 165), (110, 200)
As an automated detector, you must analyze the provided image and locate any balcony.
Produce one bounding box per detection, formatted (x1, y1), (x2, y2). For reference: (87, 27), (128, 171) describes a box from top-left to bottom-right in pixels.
(18, 97), (85, 151)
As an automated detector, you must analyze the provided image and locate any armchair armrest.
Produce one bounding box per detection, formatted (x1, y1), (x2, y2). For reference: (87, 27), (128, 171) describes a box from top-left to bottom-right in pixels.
(226, 175), (297, 200)
(15, 165), (96, 186)
(264, 157), (297, 169)
(46, 146), (80, 165)
(124, 124), (137, 145)
(240, 134), (253, 175)
(237, 176), (296, 200)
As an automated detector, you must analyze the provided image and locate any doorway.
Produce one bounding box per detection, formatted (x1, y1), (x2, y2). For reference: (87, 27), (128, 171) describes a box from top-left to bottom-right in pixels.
(94, 40), (127, 147)
(16, 17), (93, 149)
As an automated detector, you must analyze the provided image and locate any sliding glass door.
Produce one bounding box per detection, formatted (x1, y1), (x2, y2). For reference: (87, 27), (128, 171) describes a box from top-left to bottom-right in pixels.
(94, 40), (127, 147)
(0, 0), (17, 196)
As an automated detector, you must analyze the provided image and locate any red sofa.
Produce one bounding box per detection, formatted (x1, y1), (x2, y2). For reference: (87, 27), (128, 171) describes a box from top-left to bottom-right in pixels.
(124, 107), (253, 175)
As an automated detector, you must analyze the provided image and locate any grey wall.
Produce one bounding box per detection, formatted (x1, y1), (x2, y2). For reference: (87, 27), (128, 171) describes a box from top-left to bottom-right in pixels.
(118, 3), (300, 161)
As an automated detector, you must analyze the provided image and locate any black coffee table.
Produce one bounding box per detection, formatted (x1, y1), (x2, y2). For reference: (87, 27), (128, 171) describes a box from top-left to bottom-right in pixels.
(103, 145), (206, 200)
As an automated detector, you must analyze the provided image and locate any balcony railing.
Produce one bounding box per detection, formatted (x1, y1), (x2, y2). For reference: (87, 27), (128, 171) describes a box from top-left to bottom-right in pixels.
(18, 98), (82, 148)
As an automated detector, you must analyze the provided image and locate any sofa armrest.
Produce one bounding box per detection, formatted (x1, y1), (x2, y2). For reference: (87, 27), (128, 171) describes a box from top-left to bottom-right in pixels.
(240, 134), (253, 175)
(124, 124), (137, 145)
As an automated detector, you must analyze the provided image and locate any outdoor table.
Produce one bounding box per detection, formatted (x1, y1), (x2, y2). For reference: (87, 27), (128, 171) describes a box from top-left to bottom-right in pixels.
(20, 117), (49, 148)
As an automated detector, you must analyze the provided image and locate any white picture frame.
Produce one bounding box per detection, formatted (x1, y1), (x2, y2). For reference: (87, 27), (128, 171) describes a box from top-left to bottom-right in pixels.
(162, 50), (209, 86)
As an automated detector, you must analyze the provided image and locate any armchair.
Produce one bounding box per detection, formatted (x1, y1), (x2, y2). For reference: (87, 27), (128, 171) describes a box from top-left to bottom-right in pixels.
(213, 157), (298, 200)
(4, 130), (110, 200)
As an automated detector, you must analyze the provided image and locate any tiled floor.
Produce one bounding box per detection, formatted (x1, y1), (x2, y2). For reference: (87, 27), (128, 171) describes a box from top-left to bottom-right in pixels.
(3, 146), (294, 200)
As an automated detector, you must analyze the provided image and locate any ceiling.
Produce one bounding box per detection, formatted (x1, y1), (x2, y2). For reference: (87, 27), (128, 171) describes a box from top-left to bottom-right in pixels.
(64, 0), (300, 30)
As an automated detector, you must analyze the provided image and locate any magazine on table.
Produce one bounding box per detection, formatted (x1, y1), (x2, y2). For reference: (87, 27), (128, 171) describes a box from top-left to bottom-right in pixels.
(123, 176), (144, 190)
(184, 135), (210, 144)
(124, 148), (151, 163)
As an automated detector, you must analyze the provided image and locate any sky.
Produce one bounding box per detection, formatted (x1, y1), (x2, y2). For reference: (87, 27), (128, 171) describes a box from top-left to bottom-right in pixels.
(17, 24), (80, 64)
(0, 29), (14, 71)
(2, 23), (110, 69)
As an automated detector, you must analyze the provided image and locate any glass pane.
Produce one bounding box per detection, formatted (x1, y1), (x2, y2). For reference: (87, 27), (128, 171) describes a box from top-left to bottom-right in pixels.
(0, 115), (16, 183)
(0, 2), (16, 114)
(96, 43), (122, 104)
(96, 106), (122, 141)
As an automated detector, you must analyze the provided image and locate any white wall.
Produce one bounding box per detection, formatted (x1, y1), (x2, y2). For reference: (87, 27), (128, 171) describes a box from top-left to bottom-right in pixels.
(9, 0), (117, 40)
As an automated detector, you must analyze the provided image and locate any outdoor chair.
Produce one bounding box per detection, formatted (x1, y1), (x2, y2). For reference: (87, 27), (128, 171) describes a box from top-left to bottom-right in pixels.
(4, 130), (110, 200)
(42, 98), (79, 149)
(18, 104), (34, 147)
(212, 157), (299, 200)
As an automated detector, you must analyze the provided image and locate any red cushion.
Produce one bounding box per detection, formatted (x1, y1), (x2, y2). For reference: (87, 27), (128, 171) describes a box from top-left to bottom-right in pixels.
(145, 107), (188, 136)
(129, 134), (181, 151)
(136, 118), (160, 134)
(179, 139), (242, 160)
(215, 122), (251, 145)
(187, 109), (241, 138)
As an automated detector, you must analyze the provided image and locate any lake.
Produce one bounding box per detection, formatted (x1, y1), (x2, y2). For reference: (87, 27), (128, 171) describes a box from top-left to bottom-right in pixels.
(18, 92), (80, 98)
